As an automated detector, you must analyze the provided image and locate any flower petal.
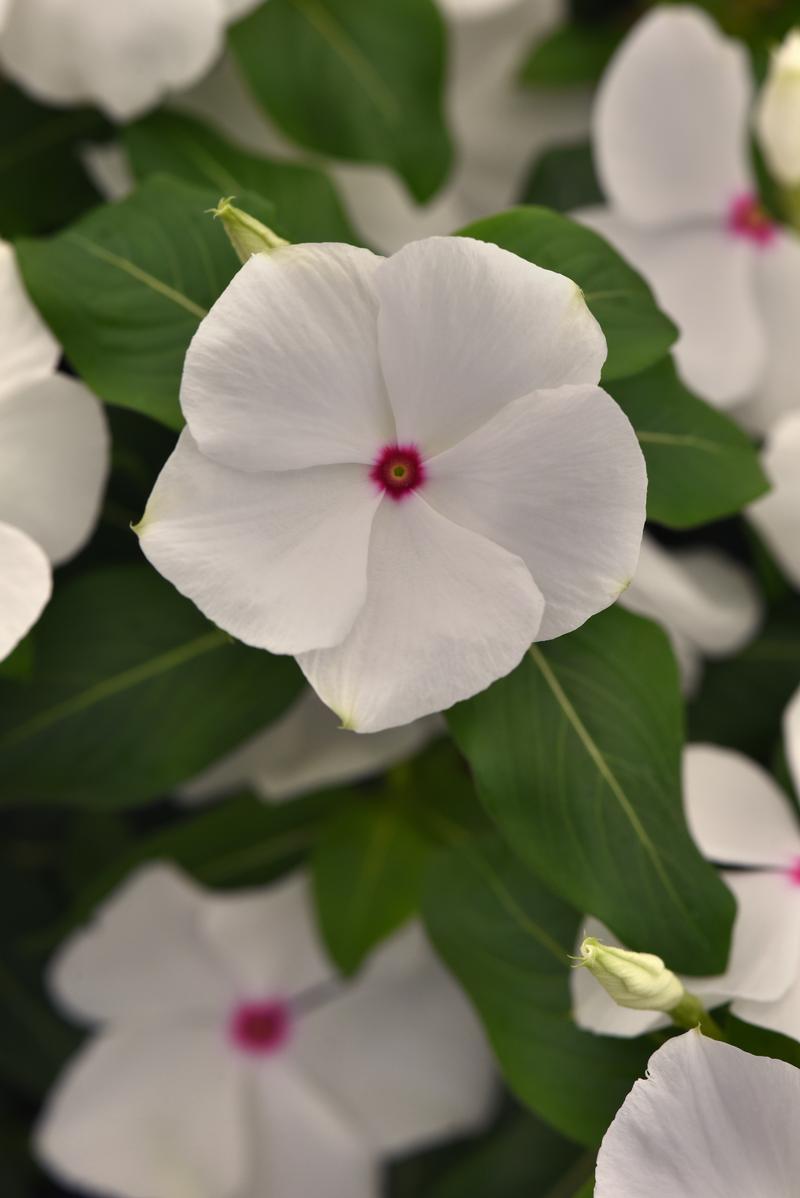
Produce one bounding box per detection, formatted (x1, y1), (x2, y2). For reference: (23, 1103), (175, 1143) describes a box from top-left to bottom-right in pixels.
(0, 376), (109, 565)
(786, 685), (800, 801)
(0, 0), (227, 121)
(0, 520), (51, 663)
(246, 1061), (377, 1198)
(49, 865), (235, 1025)
(578, 208), (765, 408)
(738, 232), (800, 433)
(0, 241), (59, 402)
(595, 1030), (800, 1198)
(683, 743), (800, 869)
(293, 925), (495, 1153)
(424, 386), (646, 640)
(35, 1024), (244, 1198)
(593, 7), (751, 225)
(749, 412), (800, 588)
(182, 244), (393, 472)
(138, 430), (379, 654)
(375, 236), (606, 455)
(298, 494), (544, 732)
(178, 687), (443, 804)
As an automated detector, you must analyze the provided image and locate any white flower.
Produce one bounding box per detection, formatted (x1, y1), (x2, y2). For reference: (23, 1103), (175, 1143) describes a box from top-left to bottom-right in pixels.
(748, 412), (800, 588)
(0, 0), (262, 121)
(595, 1030), (800, 1197)
(576, 6), (800, 432)
(756, 30), (800, 188)
(620, 534), (762, 694)
(572, 739), (800, 1041)
(0, 242), (109, 662)
(138, 236), (646, 733)
(35, 864), (495, 1198)
(179, 687), (444, 805)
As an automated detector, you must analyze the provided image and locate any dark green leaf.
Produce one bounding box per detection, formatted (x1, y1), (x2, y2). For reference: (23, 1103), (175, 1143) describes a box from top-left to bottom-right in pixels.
(425, 835), (649, 1146)
(15, 176), (274, 428)
(459, 207), (676, 380)
(448, 607), (735, 974)
(520, 142), (603, 213)
(0, 83), (109, 238)
(725, 1011), (800, 1070)
(0, 565), (302, 807)
(229, 0), (451, 202)
(610, 357), (769, 528)
(124, 110), (362, 245)
(519, 22), (623, 88)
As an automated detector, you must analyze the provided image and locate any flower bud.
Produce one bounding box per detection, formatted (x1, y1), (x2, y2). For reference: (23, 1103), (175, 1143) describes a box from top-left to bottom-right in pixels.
(577, 937), (685, 1012)
(756, 31), (800, 187)
(212, 197), (289, 263)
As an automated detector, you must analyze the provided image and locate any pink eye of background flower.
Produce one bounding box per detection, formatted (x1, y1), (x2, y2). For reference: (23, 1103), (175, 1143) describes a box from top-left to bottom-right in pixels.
(786, 859), (800, 888)
(369, 444), (426, 500)
(229, 999), (292, 1055)
(727, 193), (777, 247)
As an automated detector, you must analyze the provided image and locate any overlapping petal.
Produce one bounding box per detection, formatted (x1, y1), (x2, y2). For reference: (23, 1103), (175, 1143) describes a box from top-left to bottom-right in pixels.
(424, 385), (646, 639)
(376, 237), (606, 455)
(0, 375), (109, 565)
(749, 412), (800, 588)
(0, 520), (51, 662)
(182, 244), (393, 473)
(786, 685), (800, 798)
(0, 241), (59, 402)
(739, 232), (800, 432)
(593, 6), (751, 226)
(595, 1031), (800, 1198)
(298, 495), (545, 732)
(138, 430), (380, 654)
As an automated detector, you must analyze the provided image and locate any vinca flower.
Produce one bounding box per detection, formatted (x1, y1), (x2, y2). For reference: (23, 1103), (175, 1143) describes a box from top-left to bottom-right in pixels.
(0, 243), (109, 662)
(620, 533), (761, 693)
(0, 0), (262, 120)
(577, 6), (800, 431)
(595, 1031), (800, 1197)
(756, 30), (800, 189)
(748, 412), (800, 588)
(573, 739), (800, 1040)
(36, 865), (495, 1198)
(179, 688), (443, 804)
(139, 236), (646, 733)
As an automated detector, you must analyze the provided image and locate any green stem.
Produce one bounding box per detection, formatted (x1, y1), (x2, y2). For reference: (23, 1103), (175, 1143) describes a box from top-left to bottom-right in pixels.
(669, 991), (725, 1041)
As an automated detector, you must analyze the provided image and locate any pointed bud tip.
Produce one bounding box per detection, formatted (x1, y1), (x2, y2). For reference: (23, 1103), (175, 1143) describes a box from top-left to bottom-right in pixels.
(211, 197), (290, 264)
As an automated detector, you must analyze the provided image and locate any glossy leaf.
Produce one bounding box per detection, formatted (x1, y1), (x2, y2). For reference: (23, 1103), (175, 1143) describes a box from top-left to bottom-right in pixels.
(229, 0), (451, 202)
(448, 607), (735, 975)
(0, 565), (302, 807)
(459, 207), (677, 381)
(519, 22), (624, 88)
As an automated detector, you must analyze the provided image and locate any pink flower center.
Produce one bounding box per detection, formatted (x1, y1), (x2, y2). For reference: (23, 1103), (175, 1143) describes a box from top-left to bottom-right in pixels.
(229, 999), (292, 1055)
(369, 444), (425, 501)
(727, 193), (777, 247)
(787, 858), (800, 887)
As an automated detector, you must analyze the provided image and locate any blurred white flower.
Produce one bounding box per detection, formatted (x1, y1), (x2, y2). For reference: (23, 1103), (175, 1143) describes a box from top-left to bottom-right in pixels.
(0, 243), (108, 662)
(35, 864), (495, 1198)
(620, 534), (762, 694)
(786, 684), (800, 794)
(179, 687), (444, 805)
(138, 236), (645, 733)
(595, 1030), (800, 1197)
(756, 30), (800, 188)
(748, 412), (800, 588)
(573, 740), (800, 1040)
(577, 6), (800, 431)
(0, 0), (262, 121)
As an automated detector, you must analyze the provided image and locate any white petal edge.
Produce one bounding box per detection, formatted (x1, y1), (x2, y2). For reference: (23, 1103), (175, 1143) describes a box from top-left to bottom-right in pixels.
(299, 493), (545, 733)
(182, 243), (394, 473)
(738, 231), (800, 433)
(138, 430), (380, 655)
(593, 6), (752, 225)
(785, 685), (800, 801)
(424, 385), (646, 640)
(0, 520), (51, 663)
(748, 412), (800, 589)
(0, 240), (59, 402)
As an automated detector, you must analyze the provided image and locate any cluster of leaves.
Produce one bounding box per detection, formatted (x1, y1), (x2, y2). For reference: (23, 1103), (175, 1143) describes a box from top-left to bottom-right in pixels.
(1, 2), (798, 1196)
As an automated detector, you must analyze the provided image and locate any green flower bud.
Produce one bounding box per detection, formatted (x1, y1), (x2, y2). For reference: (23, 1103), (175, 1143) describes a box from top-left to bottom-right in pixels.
(212, 198), (289, 263)
(577, 937), (685, 1013)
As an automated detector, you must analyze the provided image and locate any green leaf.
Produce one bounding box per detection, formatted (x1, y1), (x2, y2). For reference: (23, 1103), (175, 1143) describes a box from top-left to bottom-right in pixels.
(458, 207), (676, 381)
(0, 565), (302, 807)
(123, 110), (363, 245)
(15, 176), (273, 428)
(0, 83), (109, 238)
(313, 794), (434, 974)
(519, 21), (623, 88)
(610, 357), (769, 528)
(229, 0), (451, 202)
(520, 142), (603, 214)
(425, 835), (650, 1146)
(447, 607), (735, 975)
